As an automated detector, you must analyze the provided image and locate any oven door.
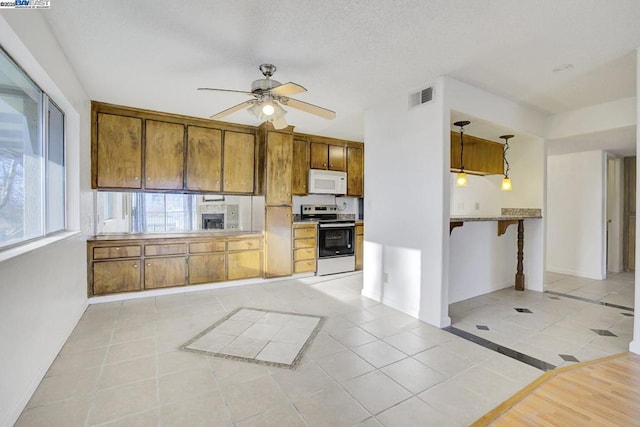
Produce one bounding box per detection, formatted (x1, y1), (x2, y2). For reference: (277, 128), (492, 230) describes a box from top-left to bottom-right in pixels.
(318, 224), (355, 258)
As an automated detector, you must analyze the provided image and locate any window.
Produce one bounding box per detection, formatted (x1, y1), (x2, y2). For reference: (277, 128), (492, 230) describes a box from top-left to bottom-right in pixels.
(0, 48), (65, 249)
(132, 193), (196, 232)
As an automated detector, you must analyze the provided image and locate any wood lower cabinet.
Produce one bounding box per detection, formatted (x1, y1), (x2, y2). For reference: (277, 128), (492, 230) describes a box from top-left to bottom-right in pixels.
(94, 113), (142, 189)
(292, 223), (317, 273)
(355, 223), (364, 270)
(87, 234), (263, 296)
(93, 260), (141, 295)
(264, 207), (292, 278)
(189, 253), (226, 285)
(228, 250), (262, 281)
(144, 257), (186, 289)
(186, 126), (222, 192)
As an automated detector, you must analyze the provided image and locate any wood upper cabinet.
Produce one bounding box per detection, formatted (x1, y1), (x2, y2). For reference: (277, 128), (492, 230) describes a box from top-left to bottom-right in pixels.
(328, 144), (346, 171)
(145, 120), (185, 190)
(93, 260), (141, 295)
(310, 141), (346, 171)
(223, 131), (255, 193)
(347, 146), (364, 197)
(95, 113), (142, 188)
(292, 139), (309, 195)
(450, 131), (504, 175)
(264, 206), (292, 278)
(186, 126), (222, 192)
(265, 131), (293, 205)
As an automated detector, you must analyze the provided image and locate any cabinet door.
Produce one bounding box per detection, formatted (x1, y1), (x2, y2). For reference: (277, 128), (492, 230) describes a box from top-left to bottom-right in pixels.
(355, 234), (364, 270)
(189, 253), (226, 284)
(227, 251), (261, 280)
(186, 126), (222, 192)
(223, 131), (255, 193)
(144, 256), (186, 289)
(96, 113), (142, 188)
(93, 260), (141, 295)
(264, 206), (292, 278)
(266, 132), (293, 205)
(145, 120), (185, 190)
(310, 142), (328, 169)
(347, 146), (364, 197)
(328, 144), (346, 171)
(292, 139), (309, 195)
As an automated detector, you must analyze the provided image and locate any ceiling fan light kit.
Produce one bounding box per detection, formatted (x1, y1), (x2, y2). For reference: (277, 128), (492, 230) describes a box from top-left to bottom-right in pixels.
(198, 64), (335, 129)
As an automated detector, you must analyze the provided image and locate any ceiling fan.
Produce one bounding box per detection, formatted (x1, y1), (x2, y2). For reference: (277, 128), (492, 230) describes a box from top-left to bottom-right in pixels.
(198, 64), (336, 130)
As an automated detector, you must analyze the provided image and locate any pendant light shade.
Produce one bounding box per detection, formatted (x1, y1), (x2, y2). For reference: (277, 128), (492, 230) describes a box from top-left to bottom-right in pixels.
(500, 134), (514, 191)
(454, 120), (470, 187)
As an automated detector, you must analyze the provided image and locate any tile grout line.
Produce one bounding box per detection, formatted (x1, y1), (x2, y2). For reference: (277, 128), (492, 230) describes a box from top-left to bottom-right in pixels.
(543, 290), (634, 312)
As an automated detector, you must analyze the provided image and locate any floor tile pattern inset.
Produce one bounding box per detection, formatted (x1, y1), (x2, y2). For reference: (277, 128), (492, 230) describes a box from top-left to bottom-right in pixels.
(181, 307), (325, 369)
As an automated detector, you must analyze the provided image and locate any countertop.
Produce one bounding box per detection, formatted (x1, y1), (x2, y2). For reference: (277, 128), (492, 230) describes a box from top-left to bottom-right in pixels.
(88, 230), (263, 241)
(450, 208), (542, 222)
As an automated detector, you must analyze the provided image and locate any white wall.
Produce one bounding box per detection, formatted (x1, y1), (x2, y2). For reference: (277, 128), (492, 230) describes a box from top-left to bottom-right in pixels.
(546, 150), (606, 279)
(363, 77), (450, 326)
(0, 13), (91, 427)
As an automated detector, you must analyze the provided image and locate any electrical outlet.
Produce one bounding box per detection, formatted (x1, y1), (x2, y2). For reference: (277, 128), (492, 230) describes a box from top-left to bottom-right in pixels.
(475, 202), (480, 210)
(382, 272), (389, 283)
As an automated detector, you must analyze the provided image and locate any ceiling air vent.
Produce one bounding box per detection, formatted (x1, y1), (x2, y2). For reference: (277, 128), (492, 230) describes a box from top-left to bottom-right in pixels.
(409, 86), (434, 107)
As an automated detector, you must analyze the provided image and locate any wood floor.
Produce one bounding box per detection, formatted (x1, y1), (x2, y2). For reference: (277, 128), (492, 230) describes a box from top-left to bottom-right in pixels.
(473, 352), (640, 426)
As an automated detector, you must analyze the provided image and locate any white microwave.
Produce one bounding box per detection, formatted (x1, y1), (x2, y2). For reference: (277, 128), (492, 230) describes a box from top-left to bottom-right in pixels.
(308, 169), (347, 195)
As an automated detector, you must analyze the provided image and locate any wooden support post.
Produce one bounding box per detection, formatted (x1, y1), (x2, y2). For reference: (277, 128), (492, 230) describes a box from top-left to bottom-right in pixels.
(515, 219), (525, 291)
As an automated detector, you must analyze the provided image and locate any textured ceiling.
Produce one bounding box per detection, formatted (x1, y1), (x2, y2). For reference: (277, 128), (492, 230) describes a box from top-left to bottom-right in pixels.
(41, 0), (640, 148)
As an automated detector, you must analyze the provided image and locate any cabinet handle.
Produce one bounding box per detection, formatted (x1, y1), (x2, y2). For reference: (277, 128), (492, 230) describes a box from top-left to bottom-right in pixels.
(323, 163), (327, 167)
(302, 184), (306, 188)
(163, 245), (168, 248)
(115, 247), (120, 250)
(216, 180), (220, 184)
(147, 177), (151, 181)
(133, 264), (138, 268)
(147, 263), (151, 267)
(220, 257), (224, 261)
(134, 176), (139, 180)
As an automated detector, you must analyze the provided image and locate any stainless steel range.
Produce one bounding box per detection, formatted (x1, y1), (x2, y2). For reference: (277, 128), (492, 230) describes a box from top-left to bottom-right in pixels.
(301, 205), (355, 276)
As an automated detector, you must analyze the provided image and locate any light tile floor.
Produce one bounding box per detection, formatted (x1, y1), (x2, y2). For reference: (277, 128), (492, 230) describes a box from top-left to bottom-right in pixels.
(19, 272), (546, 427)
(19, 271), (637, 426)
(449, 271), (635, 369)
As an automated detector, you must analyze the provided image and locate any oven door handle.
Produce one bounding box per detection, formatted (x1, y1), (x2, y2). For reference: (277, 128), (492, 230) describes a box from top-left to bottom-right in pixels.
(319, 223), (355, 228)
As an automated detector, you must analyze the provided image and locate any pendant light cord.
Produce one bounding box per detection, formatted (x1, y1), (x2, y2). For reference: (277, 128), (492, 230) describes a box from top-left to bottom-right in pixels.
(459, 128), (465, 171)
(503, 140), (510, 178)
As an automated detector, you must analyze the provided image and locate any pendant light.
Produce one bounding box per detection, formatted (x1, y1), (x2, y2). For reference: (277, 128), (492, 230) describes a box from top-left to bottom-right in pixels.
(500, 134), (514, 191)
(454, 120), (470, 187)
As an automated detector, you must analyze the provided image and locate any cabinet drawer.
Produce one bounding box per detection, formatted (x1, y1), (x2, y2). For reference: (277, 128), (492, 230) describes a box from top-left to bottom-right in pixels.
(293, 226), (316, 239)
(144, 243), (186, 256)
(227, 238), (261, 251)
(294, 238), (316, 249)
(93, 245), (141, 260)
(190, 241), (225, 254)
(294, 259), (316, 273)
(356, 224), (364, 235)
(294, 247), (316, 261)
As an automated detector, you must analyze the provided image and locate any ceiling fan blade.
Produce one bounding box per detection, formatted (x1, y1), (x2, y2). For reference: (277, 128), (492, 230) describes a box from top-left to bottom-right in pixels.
(210, 100), (254, 119)
(198, 87), (255, 96)
(284, 98), (336, 120)
(270, 82), (307, 96)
